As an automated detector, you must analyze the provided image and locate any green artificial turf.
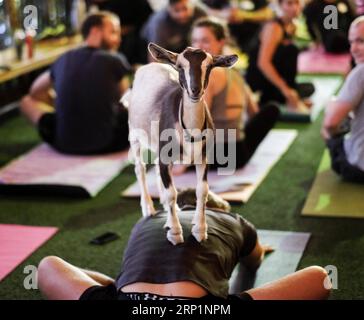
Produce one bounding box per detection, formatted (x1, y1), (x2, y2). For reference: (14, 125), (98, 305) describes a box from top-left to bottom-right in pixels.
(0, 114), (363, 300)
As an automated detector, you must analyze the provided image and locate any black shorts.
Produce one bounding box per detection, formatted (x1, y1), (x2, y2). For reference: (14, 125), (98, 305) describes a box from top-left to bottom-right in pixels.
(79, 284), (253, 301)
(37, 112), (57, 146)
(327, 136), (364, 184)
(37, 110), (129, 155)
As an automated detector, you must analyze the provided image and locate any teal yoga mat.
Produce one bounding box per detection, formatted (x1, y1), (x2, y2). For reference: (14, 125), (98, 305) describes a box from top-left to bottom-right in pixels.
(229, 230), (311, 294)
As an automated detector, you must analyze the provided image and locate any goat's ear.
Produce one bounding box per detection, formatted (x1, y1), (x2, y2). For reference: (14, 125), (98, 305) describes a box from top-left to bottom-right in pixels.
(212, 54), (238, 68)
(148, 43), (178, 65)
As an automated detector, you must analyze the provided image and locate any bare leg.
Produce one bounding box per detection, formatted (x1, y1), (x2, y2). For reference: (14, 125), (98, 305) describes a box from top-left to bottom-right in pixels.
(38, 256), (113, 300)
(246, 266), (331, 300)
(78, 268), (115, 286)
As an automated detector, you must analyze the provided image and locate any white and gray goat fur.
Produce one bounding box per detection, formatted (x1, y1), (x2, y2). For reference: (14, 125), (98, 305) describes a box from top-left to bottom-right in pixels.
(128, 43), (238, 245)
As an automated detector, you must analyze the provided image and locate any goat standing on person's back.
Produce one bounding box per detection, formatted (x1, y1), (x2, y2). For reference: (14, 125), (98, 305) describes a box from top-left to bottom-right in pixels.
(128, 43), (238, 245)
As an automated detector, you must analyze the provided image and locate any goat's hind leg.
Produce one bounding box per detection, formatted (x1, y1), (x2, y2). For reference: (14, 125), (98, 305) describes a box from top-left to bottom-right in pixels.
(159, 161), (184, 245)
(191, 161), (209, 242)
(131, 139), (156, 217)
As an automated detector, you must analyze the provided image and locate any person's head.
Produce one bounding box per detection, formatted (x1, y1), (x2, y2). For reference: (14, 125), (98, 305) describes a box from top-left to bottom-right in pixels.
(349, 16), (364, 64)
(168, 0), (194, 25)
(278, 0), (301, 20)
(191, 17), (228, 55)
(81, 12), (121, 51)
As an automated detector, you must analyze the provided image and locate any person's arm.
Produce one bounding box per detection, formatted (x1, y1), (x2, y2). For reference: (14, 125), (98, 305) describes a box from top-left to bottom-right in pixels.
(20, 71), (55, 124)
(242, 81), (259, 117)
(322, 66), (364, 140)
(258, 22), (300, 107)
(240, 240), (273, 271)
(321, 99), (354, 140)
(29, 71), (53, 105)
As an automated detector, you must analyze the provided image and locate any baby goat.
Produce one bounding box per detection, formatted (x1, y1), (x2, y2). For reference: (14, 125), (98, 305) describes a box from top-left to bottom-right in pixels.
(128, 43), (238, 245)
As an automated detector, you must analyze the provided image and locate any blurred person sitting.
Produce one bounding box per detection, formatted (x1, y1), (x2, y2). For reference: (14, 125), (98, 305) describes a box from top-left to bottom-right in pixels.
(190, 17), (280, 171)
(303, 0), (355, 53)
(200, 0), (274, 53)
(245, 0), (314, 111)
(20, 12), (131, 155)
(321, 17), (364, 183)
(141, 0), (207, 55)
(90, 0), (153, 64)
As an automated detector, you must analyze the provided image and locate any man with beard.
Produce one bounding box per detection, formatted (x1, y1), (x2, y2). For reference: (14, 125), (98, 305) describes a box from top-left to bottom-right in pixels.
(141, 0), (206, 54)
(20, 12), (131, 155)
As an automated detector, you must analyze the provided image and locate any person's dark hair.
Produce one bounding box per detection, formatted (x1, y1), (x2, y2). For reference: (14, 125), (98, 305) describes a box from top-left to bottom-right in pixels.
(81, 11), (119, 39)
(192, 17), (229, 41)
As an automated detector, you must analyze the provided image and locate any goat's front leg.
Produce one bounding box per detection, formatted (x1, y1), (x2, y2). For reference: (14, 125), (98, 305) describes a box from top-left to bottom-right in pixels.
(159, 161), (184, 245)
(154, 157), (168, 211)
(131, 140), (155, 217)
(191, 159), (209, 242)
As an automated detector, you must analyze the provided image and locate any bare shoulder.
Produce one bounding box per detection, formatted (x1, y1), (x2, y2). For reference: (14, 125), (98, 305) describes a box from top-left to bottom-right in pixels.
(209, 68), (227, 93)
(261, 21), (283, 42)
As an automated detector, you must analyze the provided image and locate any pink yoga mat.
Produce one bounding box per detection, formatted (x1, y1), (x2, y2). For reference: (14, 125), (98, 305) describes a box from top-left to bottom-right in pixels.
(298, 47), (351, 75)
(0, 224), (58, 281)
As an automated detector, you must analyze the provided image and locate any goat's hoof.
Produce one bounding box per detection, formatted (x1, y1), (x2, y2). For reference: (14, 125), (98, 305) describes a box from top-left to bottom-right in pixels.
(191, 224), (208, 242)
(166, 230), (184, 245)
(148, 207), (156, 216)
(164, 223), (184, 245)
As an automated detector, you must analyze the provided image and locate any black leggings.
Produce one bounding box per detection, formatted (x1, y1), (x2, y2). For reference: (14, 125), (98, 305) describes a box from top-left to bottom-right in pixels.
(260, 82), (315, 106)
(210, 103), (280, 170)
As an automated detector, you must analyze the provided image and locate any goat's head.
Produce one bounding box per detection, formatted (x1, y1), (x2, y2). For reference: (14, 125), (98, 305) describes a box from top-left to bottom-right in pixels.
(148, 43), (238, 103)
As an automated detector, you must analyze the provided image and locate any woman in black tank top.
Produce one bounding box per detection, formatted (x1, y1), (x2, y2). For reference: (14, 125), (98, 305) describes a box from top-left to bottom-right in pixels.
(246, 0), (314, 109)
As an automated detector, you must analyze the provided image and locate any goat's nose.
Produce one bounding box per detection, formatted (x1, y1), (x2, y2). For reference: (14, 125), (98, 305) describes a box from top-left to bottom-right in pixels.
(191, 87), (200, 95)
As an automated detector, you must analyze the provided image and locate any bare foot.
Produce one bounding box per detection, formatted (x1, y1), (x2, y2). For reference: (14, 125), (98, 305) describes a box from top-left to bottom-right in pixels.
(303, 99), (313, 109)
(296, 101), (310, 114)
(287, 102), (310, 114)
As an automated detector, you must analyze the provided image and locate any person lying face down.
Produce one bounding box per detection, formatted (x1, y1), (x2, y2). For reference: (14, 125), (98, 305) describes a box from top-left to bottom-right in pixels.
(37, 189), (331, 301)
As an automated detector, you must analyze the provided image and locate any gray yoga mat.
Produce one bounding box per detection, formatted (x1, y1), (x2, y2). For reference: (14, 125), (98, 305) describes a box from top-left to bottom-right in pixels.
(229, 230), (311, 294)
